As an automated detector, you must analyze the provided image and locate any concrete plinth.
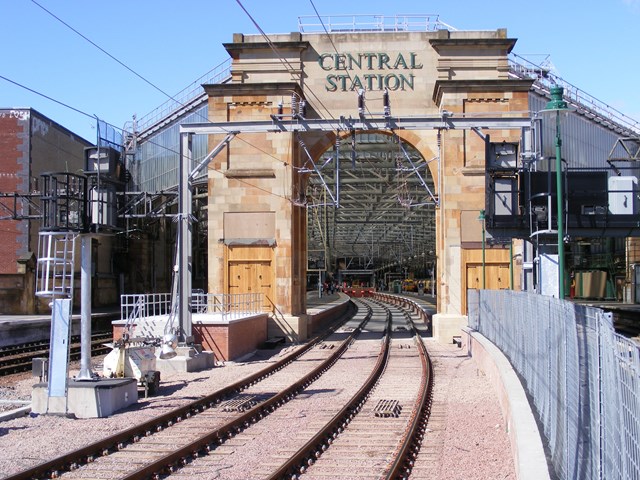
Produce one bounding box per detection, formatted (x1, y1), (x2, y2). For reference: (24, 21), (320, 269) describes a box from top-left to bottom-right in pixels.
(155, 346), (215, 374)
(32, 378), (138, 418)
(432, 313), (468, 344)
(268, 314), (308, 343)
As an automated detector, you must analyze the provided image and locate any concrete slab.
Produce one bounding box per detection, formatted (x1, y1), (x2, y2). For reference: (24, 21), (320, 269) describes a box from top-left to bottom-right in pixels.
(432, 313), (467, 344)
(0, 405), (31, 422)
(32, 378), (138, 419)
(155, 347), (216, 374)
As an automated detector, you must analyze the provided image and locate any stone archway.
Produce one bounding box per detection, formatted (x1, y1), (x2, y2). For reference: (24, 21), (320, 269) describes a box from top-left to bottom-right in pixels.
(201, 27), (531, 342)
(303, 130), (438, 298)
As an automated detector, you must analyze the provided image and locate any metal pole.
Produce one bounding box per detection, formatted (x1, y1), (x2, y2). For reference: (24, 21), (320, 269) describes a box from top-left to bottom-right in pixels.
(76, 234), (94, 380)
(509, 241), (514, 290)
(178, 132), (193, 344)
(482, 218), (486, 289)
(555, 111), (565, 299)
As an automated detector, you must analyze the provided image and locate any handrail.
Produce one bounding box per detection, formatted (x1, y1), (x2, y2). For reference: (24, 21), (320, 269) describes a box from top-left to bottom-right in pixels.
(120, 292), (264, 324)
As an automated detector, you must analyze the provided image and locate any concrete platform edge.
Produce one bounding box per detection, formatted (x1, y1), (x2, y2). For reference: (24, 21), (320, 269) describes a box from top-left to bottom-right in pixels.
(462, 327), (551, 480)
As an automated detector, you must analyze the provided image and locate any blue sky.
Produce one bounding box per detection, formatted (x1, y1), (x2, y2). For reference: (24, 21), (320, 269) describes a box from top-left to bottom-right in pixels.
(2, 0), (639, 143)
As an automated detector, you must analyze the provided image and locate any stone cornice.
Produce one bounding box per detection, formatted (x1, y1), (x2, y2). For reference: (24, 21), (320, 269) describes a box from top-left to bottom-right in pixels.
(432, 79), (534, 105)
(203, 82), (303, 98)
(223, 41), (310, 59)
(429, 38), (517, 54)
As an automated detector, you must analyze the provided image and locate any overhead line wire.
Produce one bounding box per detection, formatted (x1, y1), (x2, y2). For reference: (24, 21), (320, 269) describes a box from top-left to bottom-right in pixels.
(234, 0), (339, 129)
(30, 0), (294, 175)
(1, 74), (97, 122)
(308, 0), (376, 119)
(30, 0), (177, 104)
(26, 1), (301, 200)
(0, 74), (288, 201)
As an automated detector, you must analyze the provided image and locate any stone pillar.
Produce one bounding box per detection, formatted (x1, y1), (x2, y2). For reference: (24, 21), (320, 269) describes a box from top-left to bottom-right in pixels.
(204, 82), (309, 339)
(429, 33), (532, 342)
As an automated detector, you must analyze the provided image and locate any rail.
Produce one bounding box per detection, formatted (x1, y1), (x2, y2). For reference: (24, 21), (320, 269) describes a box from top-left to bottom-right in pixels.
(468, 289), (640, 480)
(4, 303), (359, 480)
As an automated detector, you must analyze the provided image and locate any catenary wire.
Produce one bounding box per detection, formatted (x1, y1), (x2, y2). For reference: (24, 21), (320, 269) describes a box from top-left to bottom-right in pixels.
(28, 0), (296, 173)
(0, 74), (290, 202)
(234, 0), (340, 130)
(308, 0), (377, 118)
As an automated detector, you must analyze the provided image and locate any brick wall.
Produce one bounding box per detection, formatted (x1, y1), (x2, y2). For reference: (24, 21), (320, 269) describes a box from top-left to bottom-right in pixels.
(193, 315), (268, 361)
(0, 111), (29, 275)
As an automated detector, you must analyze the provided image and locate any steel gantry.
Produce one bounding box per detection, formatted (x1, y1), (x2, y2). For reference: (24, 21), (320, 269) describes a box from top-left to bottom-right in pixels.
(173, 113), (532, 342)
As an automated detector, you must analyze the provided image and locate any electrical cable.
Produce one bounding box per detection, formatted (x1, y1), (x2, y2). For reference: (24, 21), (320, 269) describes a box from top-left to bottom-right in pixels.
(30, 0), (178, 105)
(234, 0), (339, 129)
(308, 0), (377, 119)
(28, 0), (295, 175)
(0, 74), (289, 202)
(0, 74), (97, 121)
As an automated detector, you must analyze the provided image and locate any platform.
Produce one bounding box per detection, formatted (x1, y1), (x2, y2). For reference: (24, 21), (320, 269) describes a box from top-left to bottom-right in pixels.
(306, 291), (351, 335)
(0, 308), (119, 348)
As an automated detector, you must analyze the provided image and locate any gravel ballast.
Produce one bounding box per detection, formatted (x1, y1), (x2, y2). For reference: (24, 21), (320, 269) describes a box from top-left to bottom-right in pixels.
(0, 339), (516, 479)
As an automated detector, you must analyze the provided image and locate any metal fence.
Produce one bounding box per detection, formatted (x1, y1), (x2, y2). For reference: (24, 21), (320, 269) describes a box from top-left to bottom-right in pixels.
(121, 291), (264, 333)
(468, 289), (640, 480)
(191, 292), (263, 319)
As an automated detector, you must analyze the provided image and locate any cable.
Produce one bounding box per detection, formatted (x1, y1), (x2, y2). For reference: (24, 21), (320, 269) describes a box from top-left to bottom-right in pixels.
(0, 74), (288, 201)
(30, 0), (178, 105)
(308, 0), (376, 119)
(234, 0), (338, 128)
(29, 0), (295, 174)
(0, 74), (95, 121)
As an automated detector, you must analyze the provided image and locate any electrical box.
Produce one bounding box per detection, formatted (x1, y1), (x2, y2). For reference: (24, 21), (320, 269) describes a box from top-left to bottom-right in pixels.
(493, 177), (517, 215)
(486, 142), (518, 170)
(84, 146), (121, 179)
(89, 184), (117, 229)
(608, 176), (637, 215)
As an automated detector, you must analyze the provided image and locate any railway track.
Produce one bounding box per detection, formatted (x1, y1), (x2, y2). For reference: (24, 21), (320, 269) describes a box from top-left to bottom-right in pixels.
(6, 296), (433, 480)
(0, 332), (113, 376)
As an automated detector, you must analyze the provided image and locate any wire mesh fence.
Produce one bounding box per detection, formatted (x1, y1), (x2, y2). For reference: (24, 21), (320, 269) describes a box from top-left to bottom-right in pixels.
(468, 289), (640, 480)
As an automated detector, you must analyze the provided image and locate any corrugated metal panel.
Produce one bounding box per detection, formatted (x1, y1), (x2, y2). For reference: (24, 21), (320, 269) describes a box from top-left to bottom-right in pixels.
(135, 104), (209, 192)
(530, 92), (625, 169)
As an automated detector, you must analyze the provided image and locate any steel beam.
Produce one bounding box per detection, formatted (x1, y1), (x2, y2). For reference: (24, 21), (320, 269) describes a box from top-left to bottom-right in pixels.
(180, 115), (532, 135)
(178, 132), (193, 344)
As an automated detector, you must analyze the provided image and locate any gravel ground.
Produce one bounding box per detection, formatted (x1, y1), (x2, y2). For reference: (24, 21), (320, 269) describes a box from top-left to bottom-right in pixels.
(0, 339), (516, 479)
(417, 339), (516, 479)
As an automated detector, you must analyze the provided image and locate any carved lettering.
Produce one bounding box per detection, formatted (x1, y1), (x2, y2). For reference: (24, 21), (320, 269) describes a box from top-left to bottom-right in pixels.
(318, 52), (422, 92)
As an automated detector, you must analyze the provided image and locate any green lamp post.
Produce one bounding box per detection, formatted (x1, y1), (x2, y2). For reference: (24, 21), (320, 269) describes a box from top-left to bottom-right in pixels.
(478, 209), (486, 289)
(543, 86), (569, 298)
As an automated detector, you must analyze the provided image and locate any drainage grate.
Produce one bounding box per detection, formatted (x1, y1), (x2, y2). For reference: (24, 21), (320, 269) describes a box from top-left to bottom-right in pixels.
(373, 399), (402, 418)
(220, 394), (259, 412)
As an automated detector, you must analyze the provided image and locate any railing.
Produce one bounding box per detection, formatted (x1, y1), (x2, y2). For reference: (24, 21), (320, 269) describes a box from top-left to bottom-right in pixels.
(120, 292), (264, 332)
(191, 292), (263, 320)
(35, 231), (78, 298)
(468, 289), (640, 480)
(298, 14), (456, 33)
(135, 58), (232, 134)
(509, 52), (640, 136)
(121, 293), (172, 323)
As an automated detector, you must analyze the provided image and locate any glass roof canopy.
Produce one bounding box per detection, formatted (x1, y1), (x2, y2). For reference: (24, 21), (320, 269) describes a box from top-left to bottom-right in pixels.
(306, 133), (436, 275)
